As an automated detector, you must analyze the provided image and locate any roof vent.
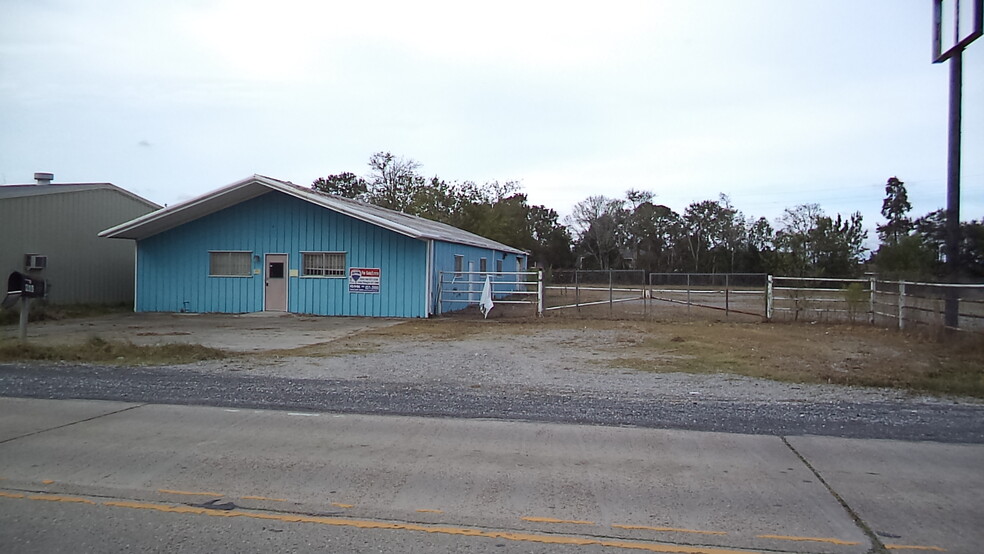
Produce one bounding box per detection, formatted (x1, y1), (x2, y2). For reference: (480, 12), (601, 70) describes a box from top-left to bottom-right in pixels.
(34, 172), (54, 185)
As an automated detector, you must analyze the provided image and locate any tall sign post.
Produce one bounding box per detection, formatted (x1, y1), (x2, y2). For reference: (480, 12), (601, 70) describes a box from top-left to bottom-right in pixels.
(932, 0), (982, 328)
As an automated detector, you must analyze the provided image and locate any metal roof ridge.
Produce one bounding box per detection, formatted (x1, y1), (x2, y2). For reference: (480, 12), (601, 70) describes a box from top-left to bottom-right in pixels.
(255, 177), (427, 239)
(100, 175), (527, 254)
(2, 182), (160, 210)
(100, 176), (261, 237)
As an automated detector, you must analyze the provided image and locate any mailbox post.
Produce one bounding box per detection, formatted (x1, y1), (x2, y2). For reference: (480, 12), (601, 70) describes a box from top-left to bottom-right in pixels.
(18, 297), (29, 341)
(5, 272), (47, 341)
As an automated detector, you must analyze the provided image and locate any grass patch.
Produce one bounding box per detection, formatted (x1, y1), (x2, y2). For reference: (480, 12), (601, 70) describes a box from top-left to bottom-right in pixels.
(0, 336), (228, 365)
(361, 318), (517, 340)
(608, 322), (984, 397)
(257, 341), (381, 358)
(0, 302), (132, 325)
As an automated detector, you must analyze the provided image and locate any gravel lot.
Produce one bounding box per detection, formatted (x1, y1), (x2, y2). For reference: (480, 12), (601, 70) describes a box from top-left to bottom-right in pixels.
(220, 327), (905, 403)
(2, 313), (982, 443)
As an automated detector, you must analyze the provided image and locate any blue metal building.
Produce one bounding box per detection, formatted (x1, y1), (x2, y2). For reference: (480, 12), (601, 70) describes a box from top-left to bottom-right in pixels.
(100, 175), (527, 317)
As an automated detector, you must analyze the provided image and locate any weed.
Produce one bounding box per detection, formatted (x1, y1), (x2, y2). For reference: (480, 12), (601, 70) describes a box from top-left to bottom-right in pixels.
(843, 282), (868, 323)
(0, 335), (228, 365)
(0, 302), (132, 326)
(605, 322), (984, 397)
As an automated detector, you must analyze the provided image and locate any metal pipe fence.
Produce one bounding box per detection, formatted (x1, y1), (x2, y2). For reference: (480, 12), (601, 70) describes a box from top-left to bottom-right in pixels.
(545, 270), (648, 317)
(539, 270), (983, 334)
(648, 273), (768, 318)
(437, 270), (543, 316)
(769, 276), (984, 332)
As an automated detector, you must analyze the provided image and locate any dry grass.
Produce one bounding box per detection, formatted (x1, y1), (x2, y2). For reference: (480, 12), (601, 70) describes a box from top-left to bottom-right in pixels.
(2, 311), (981, 397)
(0, 336), (228, 365)
(360, 316), (984, 397)
(0, 302), (132, 325)
(606, 321), (984, 397)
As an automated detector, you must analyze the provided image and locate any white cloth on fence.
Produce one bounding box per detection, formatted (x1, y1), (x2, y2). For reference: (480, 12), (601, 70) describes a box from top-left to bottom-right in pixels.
(480, 275), (494, 318)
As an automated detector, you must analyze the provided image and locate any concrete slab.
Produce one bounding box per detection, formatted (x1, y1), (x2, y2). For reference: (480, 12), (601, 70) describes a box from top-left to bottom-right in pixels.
(789, 435), (984, 554)
(2, 312), (402, 352)
(0, 399), (872, 553)
(0, 397), (138, 443)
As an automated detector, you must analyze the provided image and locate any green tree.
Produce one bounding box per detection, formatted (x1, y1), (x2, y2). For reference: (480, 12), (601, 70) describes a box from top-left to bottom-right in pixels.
(568, 196), (628, 269)
(526, 203), (574, 269)
(311, 154), (572, 269)
(872, 234), (939, 280)
(682, 196), (741, 273)
(909, 210), (984, 279)
(739, 216), (775, 273)
(774, 204), (866, 277)
(810, 212), (867, 277)
(876, 176), (912, 246)
(312, 172), (369, 199)
(627, 202), (684, 273)
(366, 151), (426, 211)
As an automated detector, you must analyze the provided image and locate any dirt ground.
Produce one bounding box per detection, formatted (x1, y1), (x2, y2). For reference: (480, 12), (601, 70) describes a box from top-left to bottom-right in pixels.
(0, 312), (402, 352)
(2, 308), (982, 398)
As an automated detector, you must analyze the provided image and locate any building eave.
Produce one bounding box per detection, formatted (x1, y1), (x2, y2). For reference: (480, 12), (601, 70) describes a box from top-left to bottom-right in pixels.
(99, 174), (528, 256)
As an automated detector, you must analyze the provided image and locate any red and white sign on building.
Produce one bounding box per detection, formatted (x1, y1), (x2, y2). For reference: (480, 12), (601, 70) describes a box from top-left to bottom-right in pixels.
(348, 267), (381, 293)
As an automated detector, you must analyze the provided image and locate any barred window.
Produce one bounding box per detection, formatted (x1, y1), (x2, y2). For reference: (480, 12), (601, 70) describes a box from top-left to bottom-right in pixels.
(302, 252), (346, 277)
(454, 255), (464, 277)
(209, 251), (251, 277)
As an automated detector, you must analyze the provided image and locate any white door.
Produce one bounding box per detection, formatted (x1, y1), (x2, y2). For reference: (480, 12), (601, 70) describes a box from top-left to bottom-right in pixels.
(264, 254), (288, 312)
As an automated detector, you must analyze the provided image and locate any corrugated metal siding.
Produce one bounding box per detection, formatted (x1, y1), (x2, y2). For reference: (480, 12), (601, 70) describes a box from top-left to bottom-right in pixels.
(0, 188), (155, 304)
(430, 240), (528, 314)
(136, 191), (427, 317)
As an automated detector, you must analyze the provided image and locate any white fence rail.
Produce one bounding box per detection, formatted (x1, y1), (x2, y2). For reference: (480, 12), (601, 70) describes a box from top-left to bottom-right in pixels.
(540, 270), (984, 333)
(546, 270), (647, 315)
(436, 271), (543, 316)
(768, 276), (984, 332)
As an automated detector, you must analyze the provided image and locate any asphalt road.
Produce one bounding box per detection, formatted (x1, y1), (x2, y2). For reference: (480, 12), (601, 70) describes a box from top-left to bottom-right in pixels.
(1, 362), (982, 443)
(3, 398), (982, 553)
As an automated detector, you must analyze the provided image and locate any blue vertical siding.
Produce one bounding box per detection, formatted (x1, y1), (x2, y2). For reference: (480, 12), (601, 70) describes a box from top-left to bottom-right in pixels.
(430, 240), (528, 314)
(135, 191), (427, 317)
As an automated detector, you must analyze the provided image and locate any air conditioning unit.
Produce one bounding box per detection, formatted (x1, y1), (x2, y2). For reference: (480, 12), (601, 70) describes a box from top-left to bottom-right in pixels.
(25, 254), (47, 270)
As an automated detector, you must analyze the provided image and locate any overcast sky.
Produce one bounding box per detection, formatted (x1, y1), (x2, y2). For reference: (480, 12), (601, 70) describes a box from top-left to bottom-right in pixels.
(2, 0), (982, 238)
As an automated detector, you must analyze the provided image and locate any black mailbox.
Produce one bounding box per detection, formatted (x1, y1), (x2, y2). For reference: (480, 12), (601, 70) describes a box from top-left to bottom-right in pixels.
(7, 271), (46, 299)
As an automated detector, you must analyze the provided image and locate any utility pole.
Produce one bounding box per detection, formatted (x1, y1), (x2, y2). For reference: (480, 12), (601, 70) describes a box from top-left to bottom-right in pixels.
(932, 0), (982, 328)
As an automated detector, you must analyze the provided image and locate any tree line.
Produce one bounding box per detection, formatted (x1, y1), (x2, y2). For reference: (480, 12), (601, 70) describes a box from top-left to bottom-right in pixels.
(313, 153), (983, 280)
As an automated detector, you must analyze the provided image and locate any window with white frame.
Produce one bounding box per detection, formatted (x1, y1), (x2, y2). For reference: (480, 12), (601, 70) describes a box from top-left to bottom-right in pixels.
(209, 251), (252, 277)
(302, 252), (346, 277)
(454, 254), (464, 277)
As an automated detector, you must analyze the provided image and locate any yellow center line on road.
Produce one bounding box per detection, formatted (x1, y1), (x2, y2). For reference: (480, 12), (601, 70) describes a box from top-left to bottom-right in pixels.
(331, 502), (354, 509)
(613, 524), (727, 536)
(755, 534), (860, 546)
(416, 508), (444, 514)
(41, 480), (55, 485)
(28, 494), (96, 505)
(91, 497), (764, 554)
(0, 491), (954, 554)
(157, 488), (224, 497)
(522, 516), (595, 525)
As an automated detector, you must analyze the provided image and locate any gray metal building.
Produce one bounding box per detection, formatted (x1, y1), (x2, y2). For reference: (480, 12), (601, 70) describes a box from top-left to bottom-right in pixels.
(1, 174), (160, 305)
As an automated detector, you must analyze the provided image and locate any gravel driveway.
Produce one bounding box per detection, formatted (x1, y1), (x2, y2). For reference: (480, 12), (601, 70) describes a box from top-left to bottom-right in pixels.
(3, 314), (982, 443)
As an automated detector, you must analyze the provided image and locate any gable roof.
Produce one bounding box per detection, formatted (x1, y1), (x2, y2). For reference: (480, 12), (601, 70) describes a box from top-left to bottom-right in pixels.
(0, 183), (160, 209)
(99, 175), (527, 255)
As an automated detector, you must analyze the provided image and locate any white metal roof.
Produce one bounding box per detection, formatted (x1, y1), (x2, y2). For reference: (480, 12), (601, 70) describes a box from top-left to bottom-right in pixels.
(99, 175), (527, 255)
